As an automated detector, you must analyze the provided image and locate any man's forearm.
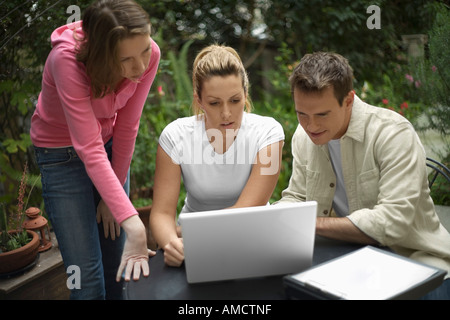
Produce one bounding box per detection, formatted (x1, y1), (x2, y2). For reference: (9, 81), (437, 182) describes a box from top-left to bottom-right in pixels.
(316, 217), (378, 245)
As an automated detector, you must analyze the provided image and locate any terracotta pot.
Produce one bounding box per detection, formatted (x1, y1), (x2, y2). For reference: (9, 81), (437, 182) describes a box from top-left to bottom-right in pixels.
(0, 230), (40, 274)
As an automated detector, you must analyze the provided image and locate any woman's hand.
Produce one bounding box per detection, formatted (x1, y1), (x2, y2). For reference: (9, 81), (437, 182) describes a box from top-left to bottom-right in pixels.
(163, 237), (184, 267)
(97, 199), (121, 240)
(116, 215), (156, 282)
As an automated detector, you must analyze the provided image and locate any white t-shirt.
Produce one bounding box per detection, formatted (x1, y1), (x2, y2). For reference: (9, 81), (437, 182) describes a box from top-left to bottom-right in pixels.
(159, 112), (285, 213)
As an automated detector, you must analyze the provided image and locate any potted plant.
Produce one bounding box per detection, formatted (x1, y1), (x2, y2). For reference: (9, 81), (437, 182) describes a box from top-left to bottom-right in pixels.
(0, 162), (40, 276)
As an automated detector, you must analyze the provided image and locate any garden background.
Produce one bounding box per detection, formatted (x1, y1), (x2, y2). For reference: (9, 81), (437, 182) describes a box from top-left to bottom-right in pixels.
(1, 0), (449, 218)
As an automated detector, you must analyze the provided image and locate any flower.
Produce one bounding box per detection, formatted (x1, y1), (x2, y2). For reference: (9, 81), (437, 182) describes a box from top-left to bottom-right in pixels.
(405, 74), (414, 83)
(431, 65), (437, 72)
(157, 85), (165, 97)
(382, 99), (389, 105)
(0, 163), (41, 253)
(3, 162), (40, 233)
(10, 162), (28, 231)
(400, 102), (409, 110)
(414, 80), (421, 88)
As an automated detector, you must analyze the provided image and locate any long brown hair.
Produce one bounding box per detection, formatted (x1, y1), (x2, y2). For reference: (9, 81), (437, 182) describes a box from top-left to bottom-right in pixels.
(76, 0), (151, 98)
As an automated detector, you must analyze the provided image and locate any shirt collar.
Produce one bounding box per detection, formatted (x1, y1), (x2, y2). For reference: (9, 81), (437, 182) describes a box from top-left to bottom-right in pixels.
(341, 95), (365, 143)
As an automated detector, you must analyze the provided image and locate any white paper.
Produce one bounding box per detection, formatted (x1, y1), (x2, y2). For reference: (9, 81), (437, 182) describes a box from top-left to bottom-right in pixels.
(292, 247), (438, 300)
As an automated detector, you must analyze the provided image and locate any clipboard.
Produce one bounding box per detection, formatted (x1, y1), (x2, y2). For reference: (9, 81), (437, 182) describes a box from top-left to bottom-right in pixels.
(283, 246), (447, 300)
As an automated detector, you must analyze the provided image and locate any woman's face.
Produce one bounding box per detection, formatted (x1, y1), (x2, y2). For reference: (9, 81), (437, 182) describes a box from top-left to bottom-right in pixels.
(197, 74), (246, 137)
(117, 34), (152, 81)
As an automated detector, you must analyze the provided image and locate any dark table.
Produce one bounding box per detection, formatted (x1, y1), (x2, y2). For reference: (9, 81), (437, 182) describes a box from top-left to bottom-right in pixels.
(123, 236), (365, 300)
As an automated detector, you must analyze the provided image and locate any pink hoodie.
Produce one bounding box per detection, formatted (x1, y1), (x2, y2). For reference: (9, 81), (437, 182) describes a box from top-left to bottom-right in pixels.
(30, 22), (160, 224)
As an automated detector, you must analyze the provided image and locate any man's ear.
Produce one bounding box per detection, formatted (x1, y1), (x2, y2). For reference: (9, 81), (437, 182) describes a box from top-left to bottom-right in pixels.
(344, 90), (355, 108)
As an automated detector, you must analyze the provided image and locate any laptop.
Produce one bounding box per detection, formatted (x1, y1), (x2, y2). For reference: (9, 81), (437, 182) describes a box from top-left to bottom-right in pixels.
(178, 201), (317, 283)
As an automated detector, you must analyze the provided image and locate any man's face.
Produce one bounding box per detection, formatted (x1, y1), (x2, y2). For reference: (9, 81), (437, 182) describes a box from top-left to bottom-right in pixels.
(294, 86), (354, 145)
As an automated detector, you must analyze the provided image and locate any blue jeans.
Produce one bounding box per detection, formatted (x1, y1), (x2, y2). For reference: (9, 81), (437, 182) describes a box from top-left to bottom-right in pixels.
(421, 279), (450, 300)
(34, 139), (127, 300)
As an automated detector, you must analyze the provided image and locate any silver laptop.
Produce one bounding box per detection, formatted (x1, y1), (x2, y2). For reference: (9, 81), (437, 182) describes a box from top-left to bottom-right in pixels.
(178, 201), (317, 283)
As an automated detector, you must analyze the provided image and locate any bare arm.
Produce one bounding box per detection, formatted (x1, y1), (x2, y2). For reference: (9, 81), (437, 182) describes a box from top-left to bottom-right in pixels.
(316, 217), (378, 245)
(232, 141), (284, 208)
(149, 145), (184, 266)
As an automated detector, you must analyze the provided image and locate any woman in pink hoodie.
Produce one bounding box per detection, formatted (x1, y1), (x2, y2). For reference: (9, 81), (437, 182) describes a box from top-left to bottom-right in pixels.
(30, 0), (160, 299)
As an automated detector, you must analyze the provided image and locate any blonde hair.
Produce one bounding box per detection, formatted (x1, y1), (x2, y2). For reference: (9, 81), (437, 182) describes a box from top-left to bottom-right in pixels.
(192, 44), (252, 116)
(76, 0), (151, 98)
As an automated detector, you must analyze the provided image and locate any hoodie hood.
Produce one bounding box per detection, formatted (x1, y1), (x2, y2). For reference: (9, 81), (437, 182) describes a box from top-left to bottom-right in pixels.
(51, 21), (83, 48)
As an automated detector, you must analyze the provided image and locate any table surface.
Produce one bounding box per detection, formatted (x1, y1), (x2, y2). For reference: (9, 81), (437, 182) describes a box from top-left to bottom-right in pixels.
(123, 236), (365, 300)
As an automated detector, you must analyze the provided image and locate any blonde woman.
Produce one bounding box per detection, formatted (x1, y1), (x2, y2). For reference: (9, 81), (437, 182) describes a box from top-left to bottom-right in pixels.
(150, 44), (284, 267)
(30, 0), (160, 299)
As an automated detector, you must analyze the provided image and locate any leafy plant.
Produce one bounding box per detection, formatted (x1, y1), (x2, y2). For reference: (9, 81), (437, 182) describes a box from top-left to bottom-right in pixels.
(0, 162), (40, 253)
(415, 6), (450, 137)
(356, 70), (426, 128)
(167, 39), (194, 102)
(428, 155), (450, 207)
(255, 43), (299, 202)
(0, 215), (30, 253)
(0, 196), (29, 254)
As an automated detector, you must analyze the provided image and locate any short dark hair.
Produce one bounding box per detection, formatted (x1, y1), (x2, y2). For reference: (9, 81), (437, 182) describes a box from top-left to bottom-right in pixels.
(289, 52), (353, 105)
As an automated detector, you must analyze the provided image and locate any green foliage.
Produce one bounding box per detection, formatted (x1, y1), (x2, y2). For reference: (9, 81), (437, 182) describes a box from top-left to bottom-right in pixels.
(252, 0), (437, 86)
(420, 5), (450, 206)
(256, 43), (298, 201)
(2, 134), (32, 154)
(167, 40), (194, 102)
(1, 0), (76, 214)
(353, 5), (449, 134)
(138, 0), (439, 95)
(356, 68), (427, 128)
(415, 6), (450, 136)
(0, 204), (8, 240)
(0, 229), (31, 253)
(428, 155), (450, 206)
(0, 203), (31, 253)
(430, 175), (450, 206)
(0, 160), (42, 253)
